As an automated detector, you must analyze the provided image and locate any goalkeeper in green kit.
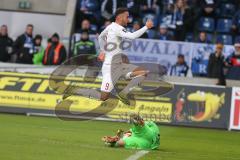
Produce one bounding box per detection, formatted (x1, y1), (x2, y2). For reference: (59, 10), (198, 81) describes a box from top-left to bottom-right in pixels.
(102, 114), (160, 150)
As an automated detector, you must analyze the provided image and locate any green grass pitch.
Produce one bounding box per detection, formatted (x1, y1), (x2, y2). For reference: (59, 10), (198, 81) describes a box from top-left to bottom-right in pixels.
(0, 113), (239, 160)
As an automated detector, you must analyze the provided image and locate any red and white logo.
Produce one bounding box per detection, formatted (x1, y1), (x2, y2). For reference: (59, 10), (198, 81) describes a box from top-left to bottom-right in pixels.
(233, 99), (240, 127)
(235, 91), (240, 97)
(230, 88), (240, 130)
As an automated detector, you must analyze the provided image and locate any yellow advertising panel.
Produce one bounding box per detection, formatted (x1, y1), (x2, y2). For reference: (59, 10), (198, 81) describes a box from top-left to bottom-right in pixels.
(0, 72), (172, 123)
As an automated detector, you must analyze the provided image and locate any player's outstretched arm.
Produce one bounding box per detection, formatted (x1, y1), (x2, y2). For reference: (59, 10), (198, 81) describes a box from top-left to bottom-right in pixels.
(119, 20), (154, 40)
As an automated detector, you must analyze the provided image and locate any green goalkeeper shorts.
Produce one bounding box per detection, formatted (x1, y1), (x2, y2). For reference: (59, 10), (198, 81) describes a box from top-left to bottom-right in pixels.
(123, 136), (151, 150)
(123, 121), (160, 150)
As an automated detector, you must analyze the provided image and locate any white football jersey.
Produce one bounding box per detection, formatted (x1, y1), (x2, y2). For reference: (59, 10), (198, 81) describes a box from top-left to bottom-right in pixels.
(98, 22), (148, 64)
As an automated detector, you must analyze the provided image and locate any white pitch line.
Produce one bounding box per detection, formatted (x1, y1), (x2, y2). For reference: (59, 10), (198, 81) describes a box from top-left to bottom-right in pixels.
(126, 150), (150, 160)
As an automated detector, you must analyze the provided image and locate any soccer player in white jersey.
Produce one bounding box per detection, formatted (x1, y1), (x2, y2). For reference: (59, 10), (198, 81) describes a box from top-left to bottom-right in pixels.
(63, 8), (153, 105)
(98, 8), (153, 104)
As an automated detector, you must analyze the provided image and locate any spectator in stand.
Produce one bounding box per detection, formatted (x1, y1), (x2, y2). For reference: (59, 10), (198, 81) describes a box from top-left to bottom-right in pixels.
(161, 1), (174, 27)
(99, 19), (111, 33)
(197, 31), (211, 43)
(154, 23), (173, 40)
(14, 24), (34, 64)
(126, 0), (142, 19)
(196, 0), (218, 18)
(140, 0), (160, 14)
(161, 0), (174, 15)
(0, 25), (13, 62)
(227, 42), (240, 67)
(43, 33), (67, 65)
(227, 39), (240, 80)
(77, 19), (96, 34)
(232, 10), (240, 34)
(166, 0), (195, 41)
(207, 43), (226, 85)
(76, 0), (100, 25)
(170, 54), (189, 77)
(131, 20), (148, 39)
(226, 42), (240, 80)
(73, 30), (96, 56)
(101, 0), (126, 20)
(32, 35), (45, 65)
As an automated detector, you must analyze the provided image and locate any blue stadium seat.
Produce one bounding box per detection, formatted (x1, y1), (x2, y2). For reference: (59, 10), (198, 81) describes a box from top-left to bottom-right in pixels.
(235, 36), (240, 43)
(147, 29), (156, 39)
(216, 34), (233, 45)
(220, 3), (236, 18)
(185, 33), (194, 42)
(90, 24), (98, 32)
(216, 19), (233, 33)
(198, 17), (215, 32)
(206, 33), (214, 43)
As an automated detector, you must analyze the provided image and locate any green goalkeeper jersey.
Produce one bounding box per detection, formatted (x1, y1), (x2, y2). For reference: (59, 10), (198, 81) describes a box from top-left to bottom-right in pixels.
(123, 121), (160, 150)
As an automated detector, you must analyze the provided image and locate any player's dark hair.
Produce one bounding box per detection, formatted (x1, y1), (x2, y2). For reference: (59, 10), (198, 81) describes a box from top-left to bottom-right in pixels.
(178, 54), (184, 58)
(115, 8), (128, 18)
(27, 24), (34, 28)
(34, 34), (42, 41)
(1, 24), (7, 28)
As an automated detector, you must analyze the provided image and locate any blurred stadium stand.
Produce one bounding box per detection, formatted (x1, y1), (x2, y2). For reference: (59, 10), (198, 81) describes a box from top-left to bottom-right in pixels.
(1, 0), (240, 44)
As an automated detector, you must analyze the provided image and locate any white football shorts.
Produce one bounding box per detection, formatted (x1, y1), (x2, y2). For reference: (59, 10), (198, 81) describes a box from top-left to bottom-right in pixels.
(100, 63), (138, 93)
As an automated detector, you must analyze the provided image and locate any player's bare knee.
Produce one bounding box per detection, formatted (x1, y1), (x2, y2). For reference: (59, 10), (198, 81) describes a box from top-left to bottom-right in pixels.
(142, 70), (149, 77)
(136, 70), (149, 77)
(133, 67), (149, 77)
(100, 93), (110, 101)
(100, 96), (108, 101)
(116, 140), (125, 147)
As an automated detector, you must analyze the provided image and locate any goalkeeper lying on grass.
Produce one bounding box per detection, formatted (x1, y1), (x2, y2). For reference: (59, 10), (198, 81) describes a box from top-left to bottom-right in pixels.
(102, 114), (160, 150)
